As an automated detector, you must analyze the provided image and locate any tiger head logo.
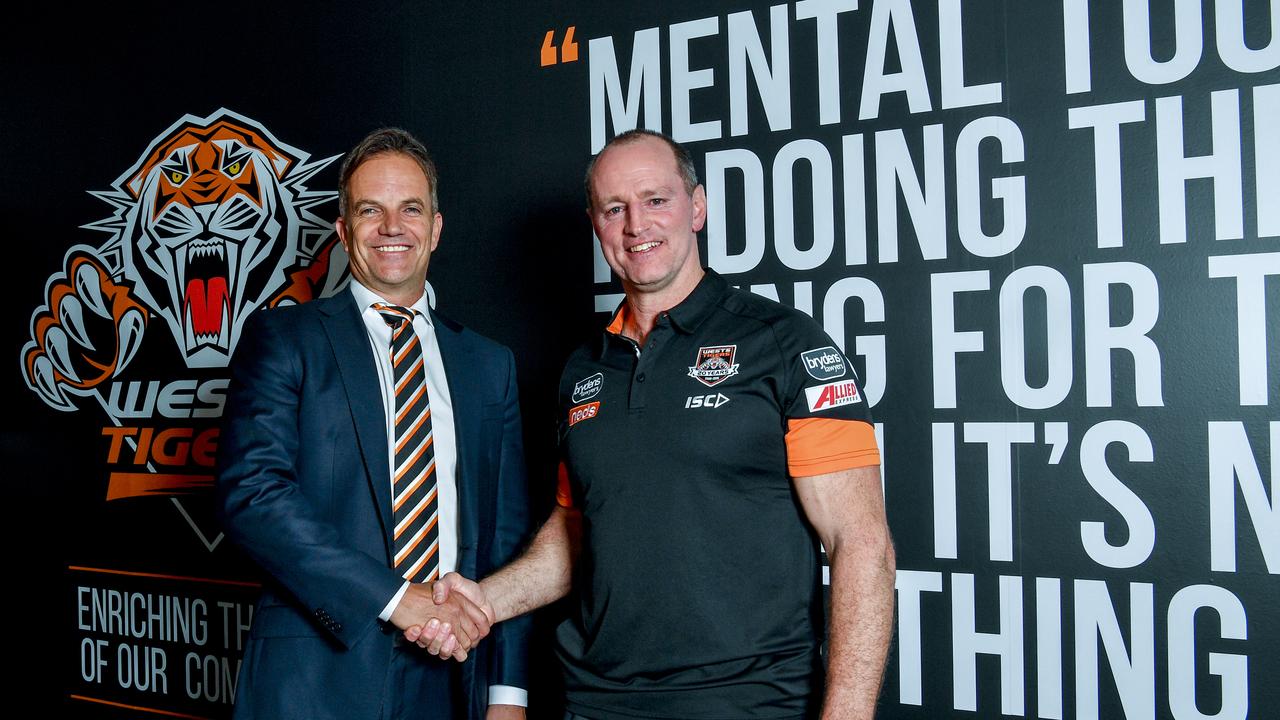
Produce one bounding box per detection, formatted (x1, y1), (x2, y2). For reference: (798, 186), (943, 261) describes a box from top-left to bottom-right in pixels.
(23, 109), (345, 413)
(88, 108), (342, 368)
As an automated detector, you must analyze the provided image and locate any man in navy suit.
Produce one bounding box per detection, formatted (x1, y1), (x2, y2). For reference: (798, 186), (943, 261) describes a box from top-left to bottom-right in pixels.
(217, 128), (531, 720)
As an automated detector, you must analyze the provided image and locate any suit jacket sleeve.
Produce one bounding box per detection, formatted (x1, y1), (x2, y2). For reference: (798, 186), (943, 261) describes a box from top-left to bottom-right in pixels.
(487, 346), (533, 690)
(216, 309), (402, 648)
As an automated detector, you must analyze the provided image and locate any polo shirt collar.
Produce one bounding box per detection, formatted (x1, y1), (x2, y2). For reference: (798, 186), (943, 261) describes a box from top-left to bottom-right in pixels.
(665, 268), (727, 334)
(600, 269), (728, 355)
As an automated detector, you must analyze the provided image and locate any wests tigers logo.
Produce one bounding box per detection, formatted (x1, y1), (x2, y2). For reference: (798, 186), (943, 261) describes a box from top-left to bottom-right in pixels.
(22, 109), (345, 412)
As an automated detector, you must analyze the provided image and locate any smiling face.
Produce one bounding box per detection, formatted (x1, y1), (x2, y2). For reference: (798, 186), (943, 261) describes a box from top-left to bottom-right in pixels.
(336, 152), (442, 306)
(588, 136), (707, 304)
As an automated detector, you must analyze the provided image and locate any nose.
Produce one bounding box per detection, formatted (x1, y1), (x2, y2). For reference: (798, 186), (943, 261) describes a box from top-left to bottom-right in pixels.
(623, 203), (647, 236)
(194, 203), (217, 233)
(380, 210), (403, 236)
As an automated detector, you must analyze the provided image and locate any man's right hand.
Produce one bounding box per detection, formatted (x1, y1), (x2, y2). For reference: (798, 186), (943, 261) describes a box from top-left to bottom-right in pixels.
(403, 573), (495, 659)
(390, 581), (491, 661)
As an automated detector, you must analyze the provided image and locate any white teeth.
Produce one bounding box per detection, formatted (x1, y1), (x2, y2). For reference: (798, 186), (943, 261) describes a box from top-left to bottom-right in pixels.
(186, 240), (227, 262)
(629, 241), (660, 253)
(375, 245), (411, 252)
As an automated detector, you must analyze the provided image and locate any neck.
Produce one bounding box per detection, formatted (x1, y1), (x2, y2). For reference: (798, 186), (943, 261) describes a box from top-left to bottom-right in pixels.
(355, 279), (424, 309)
(619, 268), (704, 345)
(382, 291), (424, 308)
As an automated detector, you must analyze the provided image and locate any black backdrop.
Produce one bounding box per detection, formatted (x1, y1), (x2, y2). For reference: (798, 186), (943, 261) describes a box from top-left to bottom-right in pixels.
(4, 1), (1277, 718)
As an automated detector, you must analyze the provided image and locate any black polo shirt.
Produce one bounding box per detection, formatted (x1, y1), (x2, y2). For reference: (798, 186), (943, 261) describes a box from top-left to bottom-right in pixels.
(553, 270), (878, 719)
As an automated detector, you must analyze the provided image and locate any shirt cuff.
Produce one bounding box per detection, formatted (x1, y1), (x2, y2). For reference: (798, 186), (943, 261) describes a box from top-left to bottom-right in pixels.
(379, 581), (411, 622)
(488, 685), (528, 707)
(785, 417), (880, 476)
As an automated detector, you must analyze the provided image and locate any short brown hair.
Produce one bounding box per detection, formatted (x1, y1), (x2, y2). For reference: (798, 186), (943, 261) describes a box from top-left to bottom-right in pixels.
(584, 129), (699, 209)
(339, 127), (439, 216)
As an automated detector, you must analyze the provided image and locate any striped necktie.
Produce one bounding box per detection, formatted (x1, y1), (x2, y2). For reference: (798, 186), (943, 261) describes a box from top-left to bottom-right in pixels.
(374, 304), (439, 584)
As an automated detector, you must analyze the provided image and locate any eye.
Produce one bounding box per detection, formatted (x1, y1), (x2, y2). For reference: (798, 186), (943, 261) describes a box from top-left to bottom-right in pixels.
(158, 146), (191, 187)
(604, 206), (623, 216)
(220, 141), (252, 178)
(648, 197), (667, 207)
(404, 206), (422, 216)
(222, 152), (251, 178)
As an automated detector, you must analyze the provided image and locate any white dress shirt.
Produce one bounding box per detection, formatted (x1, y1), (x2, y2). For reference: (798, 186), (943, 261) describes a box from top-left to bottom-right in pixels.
(351, 281), (526, 708)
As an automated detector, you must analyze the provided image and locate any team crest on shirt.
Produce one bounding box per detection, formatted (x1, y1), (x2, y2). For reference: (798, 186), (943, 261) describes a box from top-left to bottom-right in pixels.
(687, 344), (740, 387)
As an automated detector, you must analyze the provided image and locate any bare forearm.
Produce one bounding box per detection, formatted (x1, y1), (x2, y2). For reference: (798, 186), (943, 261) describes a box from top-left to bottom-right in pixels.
(822, 532), (896, 720)
(481, 505), (578, 622)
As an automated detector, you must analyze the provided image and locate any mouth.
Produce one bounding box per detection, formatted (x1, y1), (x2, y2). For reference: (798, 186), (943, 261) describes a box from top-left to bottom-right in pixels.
(374, 244), (412, 253)
(182, 239), (231, 350)
(627, 241), (661, 253)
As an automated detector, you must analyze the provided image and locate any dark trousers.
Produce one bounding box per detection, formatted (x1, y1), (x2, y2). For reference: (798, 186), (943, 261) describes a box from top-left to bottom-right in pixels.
(383, 641), (460, 720)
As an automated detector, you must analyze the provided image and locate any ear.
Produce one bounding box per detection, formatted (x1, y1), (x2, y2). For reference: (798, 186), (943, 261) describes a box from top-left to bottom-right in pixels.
(335, 215), (351, 249)
(691, 184), (708, 233)
(428, 212), (443, 252)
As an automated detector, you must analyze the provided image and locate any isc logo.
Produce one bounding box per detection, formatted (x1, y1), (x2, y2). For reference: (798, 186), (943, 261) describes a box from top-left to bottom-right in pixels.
(684, 393), (730, 409)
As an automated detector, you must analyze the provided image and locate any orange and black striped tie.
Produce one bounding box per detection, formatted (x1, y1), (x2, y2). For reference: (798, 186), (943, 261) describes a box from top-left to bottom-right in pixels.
(375, 304), (439, 584)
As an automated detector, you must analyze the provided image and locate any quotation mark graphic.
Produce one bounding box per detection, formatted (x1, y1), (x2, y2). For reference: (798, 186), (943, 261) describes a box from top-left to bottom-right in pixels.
(541, 26), (579, 66)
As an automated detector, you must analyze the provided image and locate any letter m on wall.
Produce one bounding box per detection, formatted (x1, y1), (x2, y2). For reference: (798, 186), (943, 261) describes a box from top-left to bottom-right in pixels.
(590, 28), (662, 152)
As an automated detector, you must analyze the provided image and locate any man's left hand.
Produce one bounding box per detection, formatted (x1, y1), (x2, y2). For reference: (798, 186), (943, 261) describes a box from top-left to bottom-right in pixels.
(405, 572), (495, 659)
(392, 582), (490, 661)
(486, 705), (525, 720)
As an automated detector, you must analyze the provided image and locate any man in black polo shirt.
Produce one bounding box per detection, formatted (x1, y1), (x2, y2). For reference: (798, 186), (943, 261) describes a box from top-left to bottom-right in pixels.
(409, 129), (895, 719)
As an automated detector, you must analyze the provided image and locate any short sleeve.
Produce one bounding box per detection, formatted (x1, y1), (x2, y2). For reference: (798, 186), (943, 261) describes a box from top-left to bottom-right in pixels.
(775, 317), (880, 476)
(555, 461), (574, 508)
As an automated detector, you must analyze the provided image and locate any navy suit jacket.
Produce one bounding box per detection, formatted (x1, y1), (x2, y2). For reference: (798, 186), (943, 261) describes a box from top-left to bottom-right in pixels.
(216, 291), (531, 720)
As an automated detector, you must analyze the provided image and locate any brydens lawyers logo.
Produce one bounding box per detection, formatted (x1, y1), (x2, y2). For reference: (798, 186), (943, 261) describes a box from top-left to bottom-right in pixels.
(688, 345), (740, 387)
(572, 372), (603, 403)
(569, 401), (601, 426)
(18, 109), (344, 550)
(806, 380), (862, 412)
(801, 346), (846, 381)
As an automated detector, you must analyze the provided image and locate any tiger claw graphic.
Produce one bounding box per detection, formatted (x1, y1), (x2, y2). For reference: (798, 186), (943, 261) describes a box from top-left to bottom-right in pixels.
(270, 233), (344, 308)
(22, 251), (147, 411)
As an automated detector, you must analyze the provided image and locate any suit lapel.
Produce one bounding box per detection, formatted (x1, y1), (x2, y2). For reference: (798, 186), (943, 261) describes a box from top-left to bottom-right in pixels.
(319, 293), (395, 553)
(432, 309), (480, 578)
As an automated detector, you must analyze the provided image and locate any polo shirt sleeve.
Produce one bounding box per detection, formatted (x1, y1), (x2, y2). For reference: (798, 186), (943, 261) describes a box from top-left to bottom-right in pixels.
(555, 460), (575, 508)
(776, 319), (880, 477)
(555, 367), (577, 508)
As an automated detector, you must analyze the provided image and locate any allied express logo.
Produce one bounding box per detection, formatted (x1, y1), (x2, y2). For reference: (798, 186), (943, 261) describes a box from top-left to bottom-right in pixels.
(805, 380), (863, 412)
(19, 109), (345, 548)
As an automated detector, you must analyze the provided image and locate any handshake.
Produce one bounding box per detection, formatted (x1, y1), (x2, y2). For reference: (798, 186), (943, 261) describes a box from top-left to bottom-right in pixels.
(390, 572), (491, 661)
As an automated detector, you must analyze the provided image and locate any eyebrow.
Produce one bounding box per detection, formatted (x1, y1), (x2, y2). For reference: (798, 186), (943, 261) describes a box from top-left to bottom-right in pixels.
(598, 184), (676, 207)
(354, 197), (428, 209)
